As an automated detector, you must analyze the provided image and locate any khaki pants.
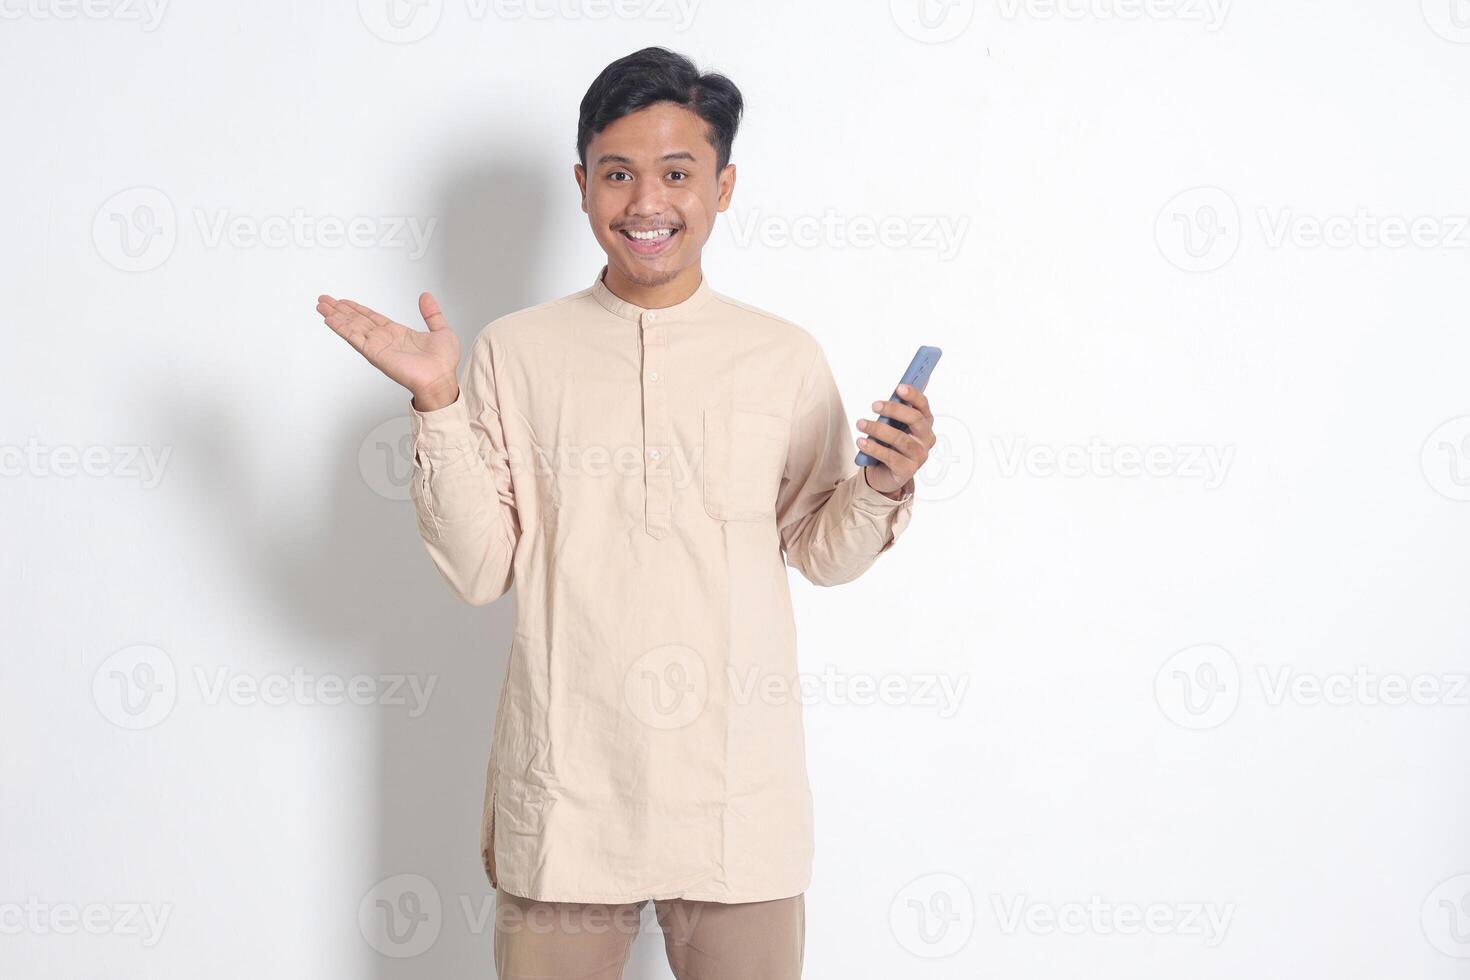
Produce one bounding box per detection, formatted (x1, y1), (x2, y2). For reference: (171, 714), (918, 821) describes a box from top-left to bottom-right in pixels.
(493, 887), (805, 979)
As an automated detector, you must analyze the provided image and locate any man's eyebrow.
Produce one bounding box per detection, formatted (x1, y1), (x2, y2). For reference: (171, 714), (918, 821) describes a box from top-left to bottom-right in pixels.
(596, 151), (699, 167)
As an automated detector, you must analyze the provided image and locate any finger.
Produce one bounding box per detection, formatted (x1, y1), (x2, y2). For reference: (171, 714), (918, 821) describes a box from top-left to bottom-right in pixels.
(319, 298), (371, 336)
(871, 398), (923, 427)
(419, 291), (451, 332)
(864, 420), (929, 467)
(338, 298), (394, 330)
(317, 299), (356, 333)
(858, 418), (925, 453)
(319, 299), (381, 353)
(856, 434), (915, 476)
(896, 383), (932, 417)
(317, 298), (361, 335)
(870, 399), (940, 443)
(318, 295), (363, 322)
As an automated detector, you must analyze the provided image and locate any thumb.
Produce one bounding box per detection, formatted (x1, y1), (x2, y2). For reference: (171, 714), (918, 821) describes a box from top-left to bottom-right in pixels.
(419, 291), (451, 332)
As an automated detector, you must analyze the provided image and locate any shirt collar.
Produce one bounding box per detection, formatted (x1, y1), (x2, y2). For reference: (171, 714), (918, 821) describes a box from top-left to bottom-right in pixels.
(591, 264), (715, 322)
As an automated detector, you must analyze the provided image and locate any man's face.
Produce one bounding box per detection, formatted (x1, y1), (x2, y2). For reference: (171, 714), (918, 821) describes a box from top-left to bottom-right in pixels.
(575, 101), (735, 288)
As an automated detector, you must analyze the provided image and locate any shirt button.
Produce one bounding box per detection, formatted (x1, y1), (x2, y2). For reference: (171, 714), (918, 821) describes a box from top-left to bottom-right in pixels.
(647, 312), (657, 320)
(648, 371), (659, 382)
(649, 449), (662, 461)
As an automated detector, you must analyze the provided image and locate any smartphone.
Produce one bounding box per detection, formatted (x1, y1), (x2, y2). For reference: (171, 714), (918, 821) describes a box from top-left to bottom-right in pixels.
(855, 346), (943, 468)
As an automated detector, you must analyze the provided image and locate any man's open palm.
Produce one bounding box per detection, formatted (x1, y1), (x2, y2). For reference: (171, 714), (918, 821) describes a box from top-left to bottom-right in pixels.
(316, 292), (460, 405)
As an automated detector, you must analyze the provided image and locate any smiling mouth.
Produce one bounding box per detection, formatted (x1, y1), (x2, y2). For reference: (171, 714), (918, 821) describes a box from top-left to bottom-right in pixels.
(619, 226), (680, 255)
(621, 227), (678, 241)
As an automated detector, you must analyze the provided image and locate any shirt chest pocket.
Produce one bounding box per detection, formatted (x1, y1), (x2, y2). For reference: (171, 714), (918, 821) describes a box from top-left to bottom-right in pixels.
(702, 408), (790, 522)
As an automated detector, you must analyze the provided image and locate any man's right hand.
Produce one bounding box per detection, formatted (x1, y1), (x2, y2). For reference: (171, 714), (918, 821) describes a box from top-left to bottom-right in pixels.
(316, 292), (462, 412)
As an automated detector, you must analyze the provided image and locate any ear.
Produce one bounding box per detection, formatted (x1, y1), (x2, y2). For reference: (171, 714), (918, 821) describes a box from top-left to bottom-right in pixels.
(573, 163), (588, 213)
(716, 163), (737, 213)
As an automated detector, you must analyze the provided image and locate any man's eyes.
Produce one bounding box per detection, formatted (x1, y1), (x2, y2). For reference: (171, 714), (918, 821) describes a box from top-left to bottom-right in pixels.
(607, 171), (689, 182)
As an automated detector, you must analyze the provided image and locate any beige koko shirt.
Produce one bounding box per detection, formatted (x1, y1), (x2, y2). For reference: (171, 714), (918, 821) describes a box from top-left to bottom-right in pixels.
(407, 265), (915, 904)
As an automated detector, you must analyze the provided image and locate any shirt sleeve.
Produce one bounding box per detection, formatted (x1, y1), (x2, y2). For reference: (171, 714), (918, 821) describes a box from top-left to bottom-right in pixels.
(407, 328), (520, 606)
(775, 338), (915, 586)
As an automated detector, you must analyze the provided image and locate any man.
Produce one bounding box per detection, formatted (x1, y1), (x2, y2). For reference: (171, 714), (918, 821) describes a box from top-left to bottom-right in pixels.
(316, 46), (935, 980)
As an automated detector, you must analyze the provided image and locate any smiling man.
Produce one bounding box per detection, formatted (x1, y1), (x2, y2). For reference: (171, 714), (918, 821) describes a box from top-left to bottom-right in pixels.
(316, 47), (935, 980)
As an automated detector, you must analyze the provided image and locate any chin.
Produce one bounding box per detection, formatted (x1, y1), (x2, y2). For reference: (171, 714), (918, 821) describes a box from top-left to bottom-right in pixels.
(611, 257), (682, 287)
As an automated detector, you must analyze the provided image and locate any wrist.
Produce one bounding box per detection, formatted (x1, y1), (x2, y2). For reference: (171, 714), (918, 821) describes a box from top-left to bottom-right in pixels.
(863, 466), (904, 501)
(411, 378), (460, 413)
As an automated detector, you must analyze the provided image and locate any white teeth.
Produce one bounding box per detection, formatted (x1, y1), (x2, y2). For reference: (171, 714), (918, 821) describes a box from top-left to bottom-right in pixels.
(625, 228), (674, 241)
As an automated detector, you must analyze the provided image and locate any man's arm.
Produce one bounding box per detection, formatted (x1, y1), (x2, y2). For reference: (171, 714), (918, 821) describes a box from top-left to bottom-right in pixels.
(407, 328), (520, 606)
(775, 340), (927, 586)
(315, 291), (519, 606)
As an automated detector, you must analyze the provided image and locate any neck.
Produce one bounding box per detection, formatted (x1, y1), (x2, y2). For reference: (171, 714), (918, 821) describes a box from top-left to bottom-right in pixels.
(601, 261), (702, 310)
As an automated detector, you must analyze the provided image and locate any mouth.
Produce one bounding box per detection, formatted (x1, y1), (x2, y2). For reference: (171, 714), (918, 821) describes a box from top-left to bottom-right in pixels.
(618, 226), (680, 257)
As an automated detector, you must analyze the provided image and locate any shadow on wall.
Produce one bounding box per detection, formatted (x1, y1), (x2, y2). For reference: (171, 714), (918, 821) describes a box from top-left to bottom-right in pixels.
(170, 154), (679, 979)
(167, 157), (512, 977)
(364, 157), (539, 979)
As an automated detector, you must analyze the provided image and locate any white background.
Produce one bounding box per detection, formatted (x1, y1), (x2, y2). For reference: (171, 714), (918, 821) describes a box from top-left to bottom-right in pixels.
(4, 1), (1470, 977)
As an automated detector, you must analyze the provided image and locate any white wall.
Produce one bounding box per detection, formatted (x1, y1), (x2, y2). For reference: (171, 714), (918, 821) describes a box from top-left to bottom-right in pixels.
(4, 1), (1470, 977)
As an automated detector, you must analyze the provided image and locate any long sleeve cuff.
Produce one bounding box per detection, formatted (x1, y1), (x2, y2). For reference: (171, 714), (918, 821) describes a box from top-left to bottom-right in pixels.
(409, 390), (475, 453)
(848, 468), (915, 553)
(856, 467), (914, 506)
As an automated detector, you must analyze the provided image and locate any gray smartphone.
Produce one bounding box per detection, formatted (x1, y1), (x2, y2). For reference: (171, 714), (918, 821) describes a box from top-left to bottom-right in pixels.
(855, 345), (943, 468)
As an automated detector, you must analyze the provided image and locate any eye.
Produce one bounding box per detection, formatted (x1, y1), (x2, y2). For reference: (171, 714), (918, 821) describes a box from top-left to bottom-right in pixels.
(608, 171), (632, 182)
(667, 171), (688, 181)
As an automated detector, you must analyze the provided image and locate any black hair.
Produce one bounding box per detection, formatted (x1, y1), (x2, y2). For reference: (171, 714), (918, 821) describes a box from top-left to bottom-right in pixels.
(577, 47), (744, 173)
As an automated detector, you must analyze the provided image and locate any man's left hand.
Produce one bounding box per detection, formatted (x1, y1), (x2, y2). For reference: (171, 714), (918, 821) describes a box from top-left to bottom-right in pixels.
(858, 383), (935, 499)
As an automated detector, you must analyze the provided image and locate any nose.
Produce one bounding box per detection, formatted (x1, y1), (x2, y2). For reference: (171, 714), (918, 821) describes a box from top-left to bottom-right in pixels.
(627, 181), (670, 217)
